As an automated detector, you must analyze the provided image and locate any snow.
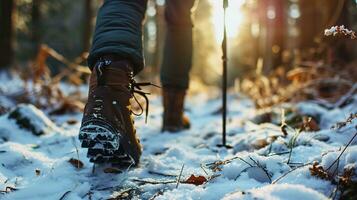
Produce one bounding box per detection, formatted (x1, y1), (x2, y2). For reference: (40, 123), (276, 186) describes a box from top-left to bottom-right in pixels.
(324, 25), (356, 39)
(0, 80), (356, 199)
(223, 184), (329, 200)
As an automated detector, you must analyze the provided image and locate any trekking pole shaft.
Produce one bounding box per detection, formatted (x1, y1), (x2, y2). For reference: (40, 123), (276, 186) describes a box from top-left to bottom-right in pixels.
(222, 0), (228, 146)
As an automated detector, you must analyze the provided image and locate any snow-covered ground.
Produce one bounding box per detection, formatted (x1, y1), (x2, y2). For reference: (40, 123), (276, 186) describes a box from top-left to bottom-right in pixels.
(0, 80), (356, 200)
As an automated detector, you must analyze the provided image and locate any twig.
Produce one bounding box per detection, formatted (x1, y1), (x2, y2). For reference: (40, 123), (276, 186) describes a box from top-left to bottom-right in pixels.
(206, 156), (253, 168)
(59, 191), (71, 200)
(200, 164), (209, 175)
(288, 162), (304, 167)
(234, 166), (253, 181)
(176, 164), (185, 188)
(71, 137), (80, 169)
(149, 190), (164, 200)
(334, 83), (357, 108)
(331, 158), (340, 178)
(266, 151), (290, 156)
(330, 177), (341, 200)
(148, 171), (177, 177)
(81, 191), (93, 200)
(280, 109), (288, 137)
(267, 142), (273, 155)
(248, 156), (272, 183)
(131, 179), (176, 185)
(326, 131), (357, 171)
(272, 163), (312, 184)
(287, 129), (302, 164)
(92, 164), (96, 174)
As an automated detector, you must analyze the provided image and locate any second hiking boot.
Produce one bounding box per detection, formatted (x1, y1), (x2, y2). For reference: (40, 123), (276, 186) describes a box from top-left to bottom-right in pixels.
(162, 88), (191, 132)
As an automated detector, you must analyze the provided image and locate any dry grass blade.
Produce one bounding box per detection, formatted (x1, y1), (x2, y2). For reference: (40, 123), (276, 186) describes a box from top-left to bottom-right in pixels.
(272, 163), (312, 184)
(59, 191), (71, 200)
(176, 164), (185, 188)
(326, 131), (357, 171)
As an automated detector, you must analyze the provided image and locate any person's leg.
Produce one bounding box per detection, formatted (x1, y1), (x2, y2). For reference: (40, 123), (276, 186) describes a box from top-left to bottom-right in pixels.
(79, 0), (148, 165)
(161, 0), (196, 89)
(161, 0), (196, 132)
(88, 0), (148, 75)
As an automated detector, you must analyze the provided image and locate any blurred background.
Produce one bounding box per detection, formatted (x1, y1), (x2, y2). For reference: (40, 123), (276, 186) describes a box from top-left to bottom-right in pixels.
(1, 0), (357, 109)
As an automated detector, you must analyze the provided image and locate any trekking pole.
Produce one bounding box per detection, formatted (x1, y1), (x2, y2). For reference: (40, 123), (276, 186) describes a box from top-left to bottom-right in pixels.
(218, 0), (231, 149)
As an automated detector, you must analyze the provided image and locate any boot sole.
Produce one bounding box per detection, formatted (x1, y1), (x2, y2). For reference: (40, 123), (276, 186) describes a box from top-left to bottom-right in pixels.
(79, 119), (134, 165)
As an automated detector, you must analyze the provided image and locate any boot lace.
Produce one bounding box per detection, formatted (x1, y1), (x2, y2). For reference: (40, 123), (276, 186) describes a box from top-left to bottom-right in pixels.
(95, 58), (160, 123)
(129, 78), (160, 123)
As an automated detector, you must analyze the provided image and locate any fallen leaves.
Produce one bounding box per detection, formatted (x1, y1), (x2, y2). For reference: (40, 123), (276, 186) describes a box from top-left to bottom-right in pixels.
(309, 162), (331, 180)
(68, 158), (84, 169)
(252, 139), (269, 149)
(184, 175), (207, 186)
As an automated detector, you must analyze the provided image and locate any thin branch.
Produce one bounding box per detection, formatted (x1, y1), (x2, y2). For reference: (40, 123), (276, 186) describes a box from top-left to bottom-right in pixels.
(248, 156), (272, 183)
(272, 163), (312, 184)
(206, 156), (253, 168)
(326, 131), (357, 171)
(148, 171), (177, 177)
(176, 164), (185, 188)
(71, 137), (80, 169)
(149, 190), (164, 200)
(266, 151), (290, 156)
(131, 179), (176, 185)
(59, 191), (71, 200)
(200, 164), (209, 175)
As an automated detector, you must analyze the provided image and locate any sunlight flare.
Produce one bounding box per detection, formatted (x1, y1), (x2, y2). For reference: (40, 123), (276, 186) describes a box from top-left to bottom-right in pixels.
(210, 0), (246, 42)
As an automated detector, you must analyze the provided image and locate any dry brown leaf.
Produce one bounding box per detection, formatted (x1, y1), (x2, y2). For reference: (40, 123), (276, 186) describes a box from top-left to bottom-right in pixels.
(66, 119), (78, 125)
(339, 167), (355, 187)
(33, 45), (51, 82)
(49, 100), (84, 115)
(68, 158), (84, 169)
(309, 162), (331, 180)
(302, 116), (320, 132)
(184, 175), (207, 186)
(253, 139), (269, 149)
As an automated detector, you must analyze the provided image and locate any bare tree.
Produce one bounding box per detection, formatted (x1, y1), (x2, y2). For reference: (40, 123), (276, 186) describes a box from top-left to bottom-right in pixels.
(32, 0), (42, 56)
(0, 0), (15, 68)
(82, 0), (94, 52)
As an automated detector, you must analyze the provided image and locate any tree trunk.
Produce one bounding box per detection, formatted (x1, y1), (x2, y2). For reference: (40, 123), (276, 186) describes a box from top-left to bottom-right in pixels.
(271, 0), (286, 69)
(298, 0), (319, 50)
(261, 0), (286, 73)
(32, 0), (42, 56)
(333, 0), (353, 64)
(82, 0), (94, 52)
(0, 0), (15, 68)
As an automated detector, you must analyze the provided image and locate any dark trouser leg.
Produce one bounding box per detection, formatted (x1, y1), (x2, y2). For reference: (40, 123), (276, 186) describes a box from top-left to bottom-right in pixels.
(87, 0), (148, 75)
(160, 0), (196, 89)
(161, 0), (195, 132)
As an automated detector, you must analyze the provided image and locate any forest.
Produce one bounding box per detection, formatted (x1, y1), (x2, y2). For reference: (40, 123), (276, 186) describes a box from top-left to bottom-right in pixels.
(0, 0), (356, 199)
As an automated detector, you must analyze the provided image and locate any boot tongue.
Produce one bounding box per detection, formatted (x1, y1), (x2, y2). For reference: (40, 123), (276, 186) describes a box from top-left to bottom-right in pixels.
(90, 64), (133, 90)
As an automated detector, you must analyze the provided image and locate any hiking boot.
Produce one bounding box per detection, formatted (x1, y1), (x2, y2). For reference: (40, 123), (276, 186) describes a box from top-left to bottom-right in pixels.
(79, 58), (142, 166)
(162, 88), (190, 132)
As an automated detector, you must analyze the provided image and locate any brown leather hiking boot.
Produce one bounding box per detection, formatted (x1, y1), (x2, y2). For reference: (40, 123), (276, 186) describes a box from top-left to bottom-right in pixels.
(79, 58), (142, 166)
(162, 88), (191, 132)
